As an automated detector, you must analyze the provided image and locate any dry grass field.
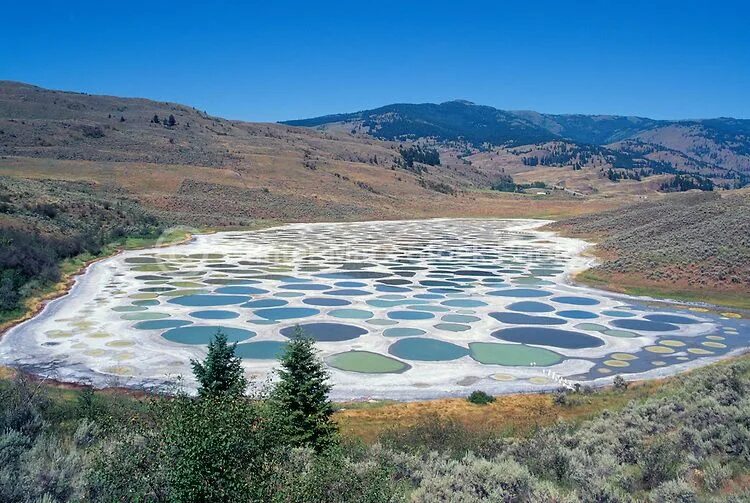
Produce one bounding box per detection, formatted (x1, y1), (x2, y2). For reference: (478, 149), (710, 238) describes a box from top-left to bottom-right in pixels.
(335, 378), (666, 443)
(0, 156), (619, 224)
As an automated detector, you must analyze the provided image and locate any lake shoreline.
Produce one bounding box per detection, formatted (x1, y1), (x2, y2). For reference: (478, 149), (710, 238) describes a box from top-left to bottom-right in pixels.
(3, 218), (748, 401)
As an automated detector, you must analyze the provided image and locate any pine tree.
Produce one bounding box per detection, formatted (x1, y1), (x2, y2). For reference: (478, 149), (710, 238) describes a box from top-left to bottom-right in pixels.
(190, 330), (248, 398)
(269, 325), (336, 451)
(152, 114), (160, 124)
(167, 114), (176, 127)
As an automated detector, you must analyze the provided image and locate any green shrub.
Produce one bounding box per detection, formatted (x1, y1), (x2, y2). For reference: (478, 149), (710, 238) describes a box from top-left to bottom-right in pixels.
(701, 458), (732, 492)
(411, 455), (533, 502)
(649, 479), (697, 502)
(613, 375), (629, 390)
(467, 390), (495, 405)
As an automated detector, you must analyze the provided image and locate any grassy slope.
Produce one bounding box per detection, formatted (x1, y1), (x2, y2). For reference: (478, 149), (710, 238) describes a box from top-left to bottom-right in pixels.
(552, 190), (750, 311)
(575, 268), (750, 311)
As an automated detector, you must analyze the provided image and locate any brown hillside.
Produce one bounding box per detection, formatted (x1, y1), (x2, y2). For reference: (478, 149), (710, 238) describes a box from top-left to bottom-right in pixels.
(0, 82), (616, 223)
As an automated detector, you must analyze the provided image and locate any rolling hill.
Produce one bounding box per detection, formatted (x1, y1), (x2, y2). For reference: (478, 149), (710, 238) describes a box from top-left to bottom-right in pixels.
(3, 81), (609, 226)
(284, 101), (750, 191)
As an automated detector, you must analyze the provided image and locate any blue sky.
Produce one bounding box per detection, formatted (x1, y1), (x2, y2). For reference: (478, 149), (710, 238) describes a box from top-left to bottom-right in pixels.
(1, 1), (748, 122)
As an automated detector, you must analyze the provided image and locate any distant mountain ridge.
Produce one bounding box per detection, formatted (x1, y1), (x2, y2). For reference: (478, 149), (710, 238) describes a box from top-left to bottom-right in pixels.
(283, 101), (750, 182)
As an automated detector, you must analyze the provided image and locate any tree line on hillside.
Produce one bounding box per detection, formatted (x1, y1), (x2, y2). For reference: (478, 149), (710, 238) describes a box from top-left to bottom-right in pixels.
(397, 145), (441, 169)
(659, 173), (715, 192)
(604, 168), (643, 182)
(491, 174), (547, 193)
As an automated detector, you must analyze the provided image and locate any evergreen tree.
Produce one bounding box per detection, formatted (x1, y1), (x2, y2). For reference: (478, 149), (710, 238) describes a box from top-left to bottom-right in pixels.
(269, 326), (336, 451)
(167, 114), (176, 127)
(190, 330), (248, 398)
(152, 114), (160, 124)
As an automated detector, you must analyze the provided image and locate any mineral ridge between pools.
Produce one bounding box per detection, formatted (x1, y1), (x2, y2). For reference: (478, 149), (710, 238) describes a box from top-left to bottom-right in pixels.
(1, 219), (748, 400)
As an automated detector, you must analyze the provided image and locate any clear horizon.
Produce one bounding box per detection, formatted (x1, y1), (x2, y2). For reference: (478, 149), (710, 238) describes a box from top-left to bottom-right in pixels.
(2, 0), (749, 122)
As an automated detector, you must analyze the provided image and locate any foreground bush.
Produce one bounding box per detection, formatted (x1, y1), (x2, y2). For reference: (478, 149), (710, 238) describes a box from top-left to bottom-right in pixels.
(2, 337), (750, 501)
(467, 390), (495, 405)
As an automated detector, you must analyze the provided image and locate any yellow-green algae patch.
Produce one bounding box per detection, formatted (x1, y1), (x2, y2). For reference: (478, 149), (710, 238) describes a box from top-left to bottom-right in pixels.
(327, 351), (410, 374)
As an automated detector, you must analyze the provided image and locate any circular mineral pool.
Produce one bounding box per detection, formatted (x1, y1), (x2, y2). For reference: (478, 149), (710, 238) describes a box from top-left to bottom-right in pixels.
(557, 310), (599, 320)
(329, 309), (374, 320)
(469, 342), (563, 366)
(277, 283), (332, 291)
(215, 286), (269, 295)
(454, 269), (497, 277)
(407, 305), (450, 312)
(324, 289), (372, 296)
(303, 297), (352, 306)
(112, 305), (147, 312)
(204, 278), (259, 285)
(434, 323), (472, 332)
(601, 310), (636, 317)
(550, 296), (600, 306)
(492, 327), (604, 349)
(234, 341), (288, 359)
(420, 280), (461, 287)
(189, 310), (240, 320)
(490, 312), (567, 325)
(132, 299), (160, 307)
(611, 353), (638, 361)
(280, 322), (367, 341)
(602, 329), (640, 338)
(388, 338), (469, 361)
(241, 299), (288, 308)
(316, 271), (390, 280)
(387, 310), (435, 321)
(368, 299), (426, 308)
(161, 326), (255, 345)
(125, 256), (162, 264)
(611, 319), (680, 332)
(367, 319), (398, 326)
(327, 351), (410, 373)
(440, 299), (488, 308)
(644, 314), (701, 324)
(383, 327), (426, 337)
(415, 294), (445, 300)
(120, 312), (171, 321)
(169, 294), (249, 307)
(134, 319), (192, 330)
(441, 314), (481, 323)
(379, 285), (413, 293)
(487, 289), (552, 298)
(254, 307), (320, 321)
(506, 301), (555, 313)
(512, 277), (554, 286)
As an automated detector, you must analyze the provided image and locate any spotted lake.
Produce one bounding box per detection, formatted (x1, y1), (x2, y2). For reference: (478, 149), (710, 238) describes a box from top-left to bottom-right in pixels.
(2, 219), (748, 400)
